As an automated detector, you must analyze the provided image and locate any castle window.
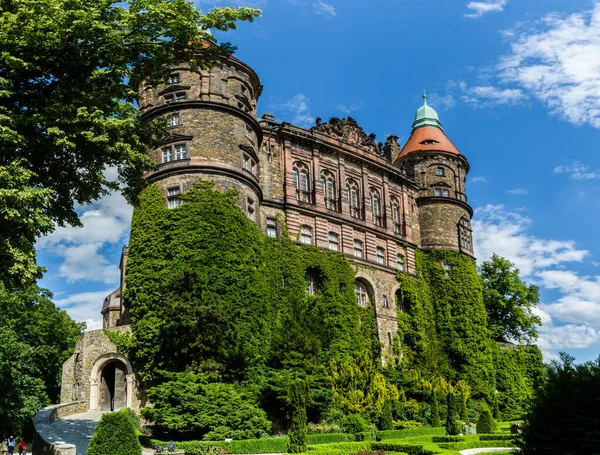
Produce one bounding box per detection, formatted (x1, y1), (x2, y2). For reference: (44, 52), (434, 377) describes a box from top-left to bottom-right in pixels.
(247, 197), (255, 221)
(382, 295), (389, 308)
(266, 218), (277, 238)
(169, 113), (180, 127)
(164, 92), (186, 103)
(437, 166), (445, 176)
(300, 225), (312, 245)
(387, 332), (393, 346)
(168, 73), (181, 84)
(175, 144), (187, 160)
(162, 148), (172, 163)
(421, 140), (438, 145)
(293, 165), (311, 203)
(391, 199), (402, 235)
(242, 153), (256, 174)
(347, 182), (361, 218)
(322, 172), (337, 211)
(353, 240), (363, 259)
(245, 124), (254, 143)
(241, 84), (247, 94)
(376, 247), (385, 265)
(167, 187), (181, 209)
(434, 188), (450, 197)
(355, 280), (368, 306)
(397, 253), (405, 272)
(306, 272), (317, 295)
(328, 232), (339, 252)
(371, 191), (383, 227)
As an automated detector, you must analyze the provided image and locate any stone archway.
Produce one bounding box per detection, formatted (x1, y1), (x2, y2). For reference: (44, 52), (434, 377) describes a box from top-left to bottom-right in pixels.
(89, 353), (133, 412)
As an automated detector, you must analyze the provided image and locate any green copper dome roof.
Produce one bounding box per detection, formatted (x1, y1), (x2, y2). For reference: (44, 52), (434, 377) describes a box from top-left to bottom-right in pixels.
(412, 93), (443, 131)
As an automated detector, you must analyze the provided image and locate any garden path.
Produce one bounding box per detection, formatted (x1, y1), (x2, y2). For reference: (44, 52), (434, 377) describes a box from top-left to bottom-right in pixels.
(47, 411), (102, 455)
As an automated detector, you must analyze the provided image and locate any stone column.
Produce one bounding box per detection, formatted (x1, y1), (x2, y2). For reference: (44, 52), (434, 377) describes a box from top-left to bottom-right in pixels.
(89, 378), (99, 411)
(126, 375), (134, 409)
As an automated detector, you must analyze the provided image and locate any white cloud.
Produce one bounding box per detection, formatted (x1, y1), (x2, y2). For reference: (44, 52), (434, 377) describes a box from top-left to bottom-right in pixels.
(55, 290), (116, 331)
(473, 204), (600, 353)
(336, 103), (362, 114)
(313, 0), (335, 16)
(427, 92), (456, 110)
(508, 188), (528, 195)
(465, 0), (507, 19)
(459, 82), (527, 107)
(494, 4), (600, 128)
(473, 204), (588, 276)
(554, 161), (600, 180)
(37, 178), (133, 283)
(270, 93), (315, 127)
(471, 176), (488, 184)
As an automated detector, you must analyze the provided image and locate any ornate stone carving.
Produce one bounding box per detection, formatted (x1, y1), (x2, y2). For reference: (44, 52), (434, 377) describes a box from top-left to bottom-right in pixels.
(311, 116), (380, 155)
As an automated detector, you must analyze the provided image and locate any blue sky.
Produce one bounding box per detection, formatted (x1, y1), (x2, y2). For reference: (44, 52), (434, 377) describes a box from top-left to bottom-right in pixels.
(37, 0), (600, 363)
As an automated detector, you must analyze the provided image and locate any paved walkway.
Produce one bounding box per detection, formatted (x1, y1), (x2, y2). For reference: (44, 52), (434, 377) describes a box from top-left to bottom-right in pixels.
(459, 449), (518, 455)
(46, 411), (103, 455)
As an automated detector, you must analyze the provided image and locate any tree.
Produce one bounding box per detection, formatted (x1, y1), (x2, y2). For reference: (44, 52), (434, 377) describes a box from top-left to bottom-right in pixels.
(430, 390), (441, 427)
(0, 284), (83, 437)
(88, 409), (142, 455)
(445, 393), (460, 436)
(476, 406), (496, 434)
(0, 0), (260, 288)
(479, 254), (541, 343)
(141, 371), (270, 440)
(522, 353), (600, 455)
(287, 379), (308, 453)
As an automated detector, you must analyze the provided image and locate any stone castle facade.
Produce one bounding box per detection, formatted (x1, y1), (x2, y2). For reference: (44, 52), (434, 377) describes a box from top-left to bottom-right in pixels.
(60, 51), (473, 413)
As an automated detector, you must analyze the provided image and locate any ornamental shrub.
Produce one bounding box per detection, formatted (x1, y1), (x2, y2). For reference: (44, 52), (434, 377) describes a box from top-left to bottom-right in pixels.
(288, 379), (308, 453)
(377, 401), (394, 430)
(445, 394), (460, 436)
(430, 390), (440, 428)
(88, 408), (142, 455)
(477, 407), (495, 434)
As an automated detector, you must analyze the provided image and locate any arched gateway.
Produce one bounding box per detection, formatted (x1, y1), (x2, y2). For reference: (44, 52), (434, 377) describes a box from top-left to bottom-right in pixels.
(89, 353), (134, 412)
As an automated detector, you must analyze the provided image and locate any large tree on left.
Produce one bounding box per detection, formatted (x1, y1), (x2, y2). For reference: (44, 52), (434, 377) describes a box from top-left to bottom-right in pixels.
(0, 0), (260, 288)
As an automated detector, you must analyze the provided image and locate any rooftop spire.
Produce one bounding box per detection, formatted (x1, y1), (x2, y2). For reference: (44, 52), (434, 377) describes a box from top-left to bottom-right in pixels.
(412, 91), (443, 131)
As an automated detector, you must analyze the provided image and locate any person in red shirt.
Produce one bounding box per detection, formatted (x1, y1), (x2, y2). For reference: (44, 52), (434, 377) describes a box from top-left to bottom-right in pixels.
(17, 440), (25, 455)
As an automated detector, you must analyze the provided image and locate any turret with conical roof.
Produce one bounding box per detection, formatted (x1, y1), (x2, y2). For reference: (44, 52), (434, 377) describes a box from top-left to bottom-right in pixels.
(396, 94), (474, 256)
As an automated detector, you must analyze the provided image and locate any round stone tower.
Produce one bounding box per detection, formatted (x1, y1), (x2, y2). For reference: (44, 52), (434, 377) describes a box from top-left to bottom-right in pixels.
(137, 51), (264, 222)
(395, 95), (474, 256)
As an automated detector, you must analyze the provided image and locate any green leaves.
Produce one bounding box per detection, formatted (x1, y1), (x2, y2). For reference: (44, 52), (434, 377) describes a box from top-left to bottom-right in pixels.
(88, 408), (143, 455)
(0, 0), (260, 288)
(480, 254), (541, 343)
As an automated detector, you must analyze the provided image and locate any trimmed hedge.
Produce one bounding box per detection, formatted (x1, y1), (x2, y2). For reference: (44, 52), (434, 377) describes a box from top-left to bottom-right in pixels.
(307, 433), (356, 444)
(308, 442), (372, 452)
(140, 436), (289, 455)
(370, 443), (435, 455)
(431, 435), (478, 443)
(436, 440), (515, 450)
(478, 434), (518, 441)
(377, 428), (446, 440)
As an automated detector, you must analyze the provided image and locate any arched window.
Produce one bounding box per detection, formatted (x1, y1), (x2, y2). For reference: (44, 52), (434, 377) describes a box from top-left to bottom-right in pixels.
(355, 280), (368, 306)
(322, 171), (337, 211)
(459, 217), (473, 251)
(353, 240), (363, 259)
(347, 180), (361, 218)
(293, 163), (311, 203)
(328, 232), (339, 251)
(371, 190), (383, 227)
(391, 197), (402, 235)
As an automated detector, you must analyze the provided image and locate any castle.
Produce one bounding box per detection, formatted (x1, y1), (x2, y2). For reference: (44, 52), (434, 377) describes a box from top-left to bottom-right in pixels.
(60, 51), (473, 414)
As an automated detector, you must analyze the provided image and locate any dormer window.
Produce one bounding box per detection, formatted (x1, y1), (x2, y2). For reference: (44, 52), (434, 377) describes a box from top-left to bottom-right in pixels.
(436, 166), (445, 176)
(168, 73), (181, 84)
(434, 188), (450, 197)
(165, 92), (186, 103)
(421, 139), (438, 145)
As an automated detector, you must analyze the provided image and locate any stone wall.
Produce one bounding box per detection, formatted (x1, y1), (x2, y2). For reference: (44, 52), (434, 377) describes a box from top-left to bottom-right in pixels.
(32, 402), (86, 455)
(417, 201), (471, 253)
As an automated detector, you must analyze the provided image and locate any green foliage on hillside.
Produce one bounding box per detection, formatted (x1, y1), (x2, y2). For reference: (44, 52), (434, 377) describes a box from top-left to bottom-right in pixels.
(0, 284), (83, 436)
(396, 250), (496, 398)
(121, 182), (382, 438)
(119, 182), (545, 440)
(88, 408), (142, 455)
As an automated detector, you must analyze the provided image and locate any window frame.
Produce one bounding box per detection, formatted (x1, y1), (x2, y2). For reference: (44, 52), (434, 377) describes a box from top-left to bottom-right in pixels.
(266, 218), (278, 238)
(355, 281), (368, 306)
(376, 247), (385, 265)
(168, 73), (181, 84)
(300, 225), (313, 245)
(353, 239), (364, 259)
(397, 253), (405, 272)
(166, 186), (181, 209)
(328, 232), (339, 251)
(436, 166), (445, 177)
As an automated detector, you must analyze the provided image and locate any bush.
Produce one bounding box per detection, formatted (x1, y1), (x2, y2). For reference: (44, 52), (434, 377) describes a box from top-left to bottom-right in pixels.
(432, 435), (477, 443)
(88, 409), (142, 455)
(377, 427), (445, 440)
(477, 408), (496, 434)
(392, 420), (422, 430)
(342, 414), (371, 434)
(370, 442), (435, 455)
(308, 441), (371, 452)
(378, 401), (394, 431)
(445, 394), (461, 436)
(230, 438), (288, 454)
(307, 423), (345, 434)
(436, 440), (515, 450)
(307, 434), (355, 445)
(288, 380), (308, 453)
(478, 434), (517, 441)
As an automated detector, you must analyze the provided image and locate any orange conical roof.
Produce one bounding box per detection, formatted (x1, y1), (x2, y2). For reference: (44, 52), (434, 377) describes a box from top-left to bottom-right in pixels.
(395, 94), (462, 163)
